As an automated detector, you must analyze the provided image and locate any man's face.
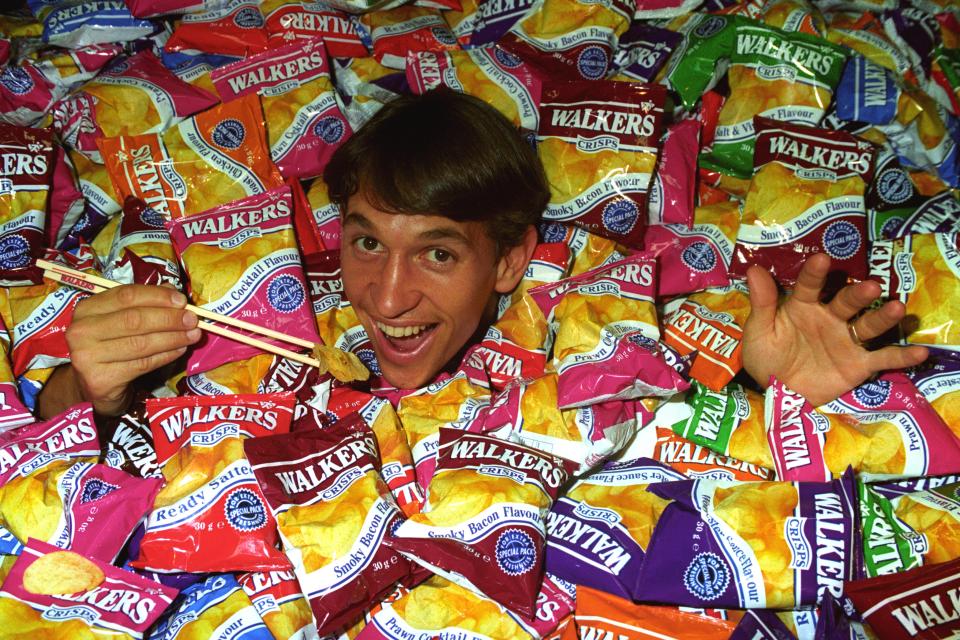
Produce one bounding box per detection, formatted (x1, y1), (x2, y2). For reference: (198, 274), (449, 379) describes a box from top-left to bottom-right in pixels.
(340, 193), (525, 390)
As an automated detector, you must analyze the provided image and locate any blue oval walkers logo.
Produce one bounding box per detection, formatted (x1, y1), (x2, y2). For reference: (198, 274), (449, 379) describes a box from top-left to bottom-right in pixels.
(80, 478), (119, 503)
(494, 47), (522, 68)
(225, 488), (267, 532)
(357, 347), (381, 376)
(694, 15), (726, 38)
(577, 46), (608, 80)
(822, 220), (861, 261)
(602, 199), (638, 236)
(140, 206), (166, 229)
(877, 168), (913, 205)
(681, 241), (717, 273)
(0, 66), (34, 96)
(212, 119), (246, 150)
(880, 216), (904, 239)
(234, 7), (264, 28)
(314, 116), (346, 145)
(496, 529), (536, 576)
(104, 449), (124, 468)
(0, 235), (30, 270)
(853, 379), (892, 408)
(267, 274), (306, 313)
(431, 26), (456, 45)
(683, 552), (730, 601)
(539, 222), (566, 244)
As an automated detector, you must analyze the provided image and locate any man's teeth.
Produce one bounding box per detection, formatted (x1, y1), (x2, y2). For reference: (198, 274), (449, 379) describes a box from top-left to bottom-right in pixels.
(376, 322), (431, 338)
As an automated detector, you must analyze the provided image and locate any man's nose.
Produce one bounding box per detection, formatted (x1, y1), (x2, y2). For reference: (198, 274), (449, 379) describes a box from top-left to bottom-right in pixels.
(370, 253), (421, 318)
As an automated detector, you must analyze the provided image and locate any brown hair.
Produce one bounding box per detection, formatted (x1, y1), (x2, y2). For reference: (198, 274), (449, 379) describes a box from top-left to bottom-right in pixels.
(323, 88), (549, 251)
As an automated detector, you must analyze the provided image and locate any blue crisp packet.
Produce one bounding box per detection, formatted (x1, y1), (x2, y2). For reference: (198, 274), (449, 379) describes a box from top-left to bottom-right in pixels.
(27, 0), (155, 49)
(149, 574), (273, 640)
(836, 57), (898, 125)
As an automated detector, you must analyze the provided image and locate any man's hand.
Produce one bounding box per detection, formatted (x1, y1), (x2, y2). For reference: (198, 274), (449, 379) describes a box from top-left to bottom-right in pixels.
(62, 285), (201, 416)
(742, 253), (929, 407)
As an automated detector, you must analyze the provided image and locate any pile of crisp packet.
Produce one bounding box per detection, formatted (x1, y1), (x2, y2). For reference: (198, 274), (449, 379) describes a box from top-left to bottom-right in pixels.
(2, 0), (960, 638)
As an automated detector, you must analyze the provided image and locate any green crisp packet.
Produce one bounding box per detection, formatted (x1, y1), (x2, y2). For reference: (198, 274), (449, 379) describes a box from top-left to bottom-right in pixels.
(662, 13), (736, 110)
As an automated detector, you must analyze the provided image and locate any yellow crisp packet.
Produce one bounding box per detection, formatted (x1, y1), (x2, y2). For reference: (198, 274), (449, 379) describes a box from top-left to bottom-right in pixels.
(758, 0), (824, 35)
(871, 232), (960, 350)
(172, 353), (276, 396)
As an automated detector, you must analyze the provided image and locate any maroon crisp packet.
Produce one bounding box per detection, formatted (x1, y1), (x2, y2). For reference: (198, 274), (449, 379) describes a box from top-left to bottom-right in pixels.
(387, 429), (576, 620)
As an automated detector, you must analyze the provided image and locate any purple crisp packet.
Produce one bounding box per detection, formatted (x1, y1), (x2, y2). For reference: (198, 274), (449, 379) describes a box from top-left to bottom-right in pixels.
(635, 472), (860, 609)
(546, 458), (684, 601)
(728, 610), (797, 640)
(881, 9), (939, 78)
(469, 0), (536, 46)
(612, 23), (683, 83)
(907, 347), (960, 433)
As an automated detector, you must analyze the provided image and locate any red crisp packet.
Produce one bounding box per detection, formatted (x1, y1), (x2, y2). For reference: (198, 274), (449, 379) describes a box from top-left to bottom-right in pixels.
(165, 1), (269, 57)
(388, 429), (576, 620)
(245, 414), (411, 636)
(263, 1), (368, 58)
(0, 539), (178, 639)
(361, 6), (459, 69)
(133, 393), (295, 573)
(844, 556), (960, 640)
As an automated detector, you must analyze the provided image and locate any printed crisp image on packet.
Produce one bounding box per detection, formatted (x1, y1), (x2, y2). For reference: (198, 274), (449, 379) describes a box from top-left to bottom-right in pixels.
(654, 427), (775, 481)
(212, 38), (353, 180)
(871, 232), (960, 350)
(406, 46), (541, 132)
(537, 81), (666, 249)
(51, 50), (217, 163)
(98, 93), (285, 220)
(239, 570), (317, 640)
(174, 353), (276, 397)
(643, 200), (740, 298)
(134, 393), (295, 573)
(389, 429), (576, 620)
(909, 350), (960, 439)
(168, 186), (320, 376)
(637, 473), (860, 609)
(671, 381), (776, 475)
(305, 179), (341, 251)
(0, 123), (53, 286)
(700, 17), (848, 180)
(731, 117), (875, 286)
(245, 414), (411, 636)
(869, 479), (960, 570)
(546, 458), (684, 601)
(105, 197), (181, 288)
(262, 0), (367, 58)
(150, 573), (271, 640)
(0, 538), (177, 640)
(361, 5), (459, 69)
(0, 402), (97, 486)
(662, 282), (751, 391)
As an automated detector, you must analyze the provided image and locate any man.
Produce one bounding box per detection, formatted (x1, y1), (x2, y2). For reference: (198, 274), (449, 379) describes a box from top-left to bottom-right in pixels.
(37, 90), (928, 418)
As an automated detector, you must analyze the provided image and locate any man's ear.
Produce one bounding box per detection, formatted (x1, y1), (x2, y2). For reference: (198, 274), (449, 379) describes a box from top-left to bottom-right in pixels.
(494, 225), (538, 294)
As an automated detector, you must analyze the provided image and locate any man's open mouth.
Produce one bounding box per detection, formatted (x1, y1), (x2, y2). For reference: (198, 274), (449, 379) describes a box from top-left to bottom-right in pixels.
(375, 321), (439, 355)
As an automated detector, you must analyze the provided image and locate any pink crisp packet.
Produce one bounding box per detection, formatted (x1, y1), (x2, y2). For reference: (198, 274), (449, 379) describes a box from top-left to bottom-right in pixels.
(0, 404), (99, 486)
(46, 147), (86, 249)
(168, 186), (320, 376)
(0, 63), (55, 127)
(764, 378), (831, 482)
(211, 38), (353, 180)
(648, 118), (700, 227)
(643, 200), (740, 298)
(0, 539), (178, 637)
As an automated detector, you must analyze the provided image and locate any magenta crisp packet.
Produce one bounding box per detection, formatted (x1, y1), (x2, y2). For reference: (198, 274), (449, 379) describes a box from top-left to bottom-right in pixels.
(168, 186), (320, 376)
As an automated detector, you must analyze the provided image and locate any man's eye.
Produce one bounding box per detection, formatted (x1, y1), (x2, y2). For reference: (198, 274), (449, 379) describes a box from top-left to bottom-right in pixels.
(357, 237), (380, 252)
(426, 248), (453, 264)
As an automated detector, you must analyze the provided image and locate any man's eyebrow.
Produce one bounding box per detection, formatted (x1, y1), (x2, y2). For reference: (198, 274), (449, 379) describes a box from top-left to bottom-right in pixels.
(342, 212), (372, 229)
(417, 227), (471, 245)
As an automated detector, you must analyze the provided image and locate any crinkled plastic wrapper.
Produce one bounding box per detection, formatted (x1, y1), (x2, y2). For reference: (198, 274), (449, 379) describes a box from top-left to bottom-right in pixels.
(654, 427), (775, 482)
(133, 393), (295, 573)
(537, 81), (666, 249)
(546, 458), (684, 600)
(105, 197), (181, 288)
(30, 0), (155, 49)
(239, 570), (317, 640)
(732, 117), (874, 287)
(388, 429), (576, 620)
(636, 473), (860, 609)
(150, 573), (270, 640)
(0, 402), (97, 486)
(245, 414), (411, 636)
(212, 38), (353, 180)
(262, 0), (367, 58)
(168, 186), (320, 376)
(909, 350), (960, 440)
(361, 6), (458, 69)
(647, 118), (699, 227)
(871, 231), (960, 351)
(406, 46), (541, 131)
(98, 93), (285, 220)
(0, 538), (178, 640)
(51, 50), (217, 163)
(165, 0), (269, 58)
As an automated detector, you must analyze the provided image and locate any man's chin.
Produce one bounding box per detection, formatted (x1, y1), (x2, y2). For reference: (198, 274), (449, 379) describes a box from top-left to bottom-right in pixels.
(376, 364), (437, 391)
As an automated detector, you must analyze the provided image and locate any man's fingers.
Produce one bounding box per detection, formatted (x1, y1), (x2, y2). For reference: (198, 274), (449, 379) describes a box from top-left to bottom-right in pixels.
(867, 345), (929, 373)
(94, 347), (190, 388)
(827, 280), (881, 321)
(745, 264), (778, 330)
(791, 253), (831, 304)
(99, 329), (201, 365)
(851, 301), (906, 342)
(73, 284), (187, 320)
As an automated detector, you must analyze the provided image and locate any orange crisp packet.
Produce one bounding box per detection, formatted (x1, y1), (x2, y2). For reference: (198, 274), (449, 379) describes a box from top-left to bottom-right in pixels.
(98, 93), (284, 220)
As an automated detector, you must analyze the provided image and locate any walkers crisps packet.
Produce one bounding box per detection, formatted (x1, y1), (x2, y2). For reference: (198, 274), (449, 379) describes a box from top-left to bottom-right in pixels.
(361, 6), (459, 69)
(149, 573), (271, 640)
(909, 350), (960, 439)
(261, 0), (367, 59)
(168, 186), (320, 376)
(662, 282), (751, 391)
(731, 117), (875, 287)
(133, 393), (295, 573)
(244, 414), (411, 636)
(389, 429), (576, 619)
(239, 570), (317, 640)
(636, 473), (860, 609)
(844, 556), (960, 640)
(654, 427), (775, 481)
(51, 51), (217, 163)
(0, 403), (97, 485)
(211, 38), (353, 181)
(537, 81), (666, 249)
(165, 1), (269, 58)
(545, 458), (684, 601)
(0, 539), (177, 640)
(105, 197), (181, 288)
(0, 123), (54, 286)
(406, 47), (541, 132)
(98, 93), (284, 220)
(871, 232), (960, 351)
(700, 18), (848, 180)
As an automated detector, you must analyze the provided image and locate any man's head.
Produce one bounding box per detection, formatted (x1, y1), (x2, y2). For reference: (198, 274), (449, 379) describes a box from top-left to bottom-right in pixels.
(324, 89), (549, 389)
